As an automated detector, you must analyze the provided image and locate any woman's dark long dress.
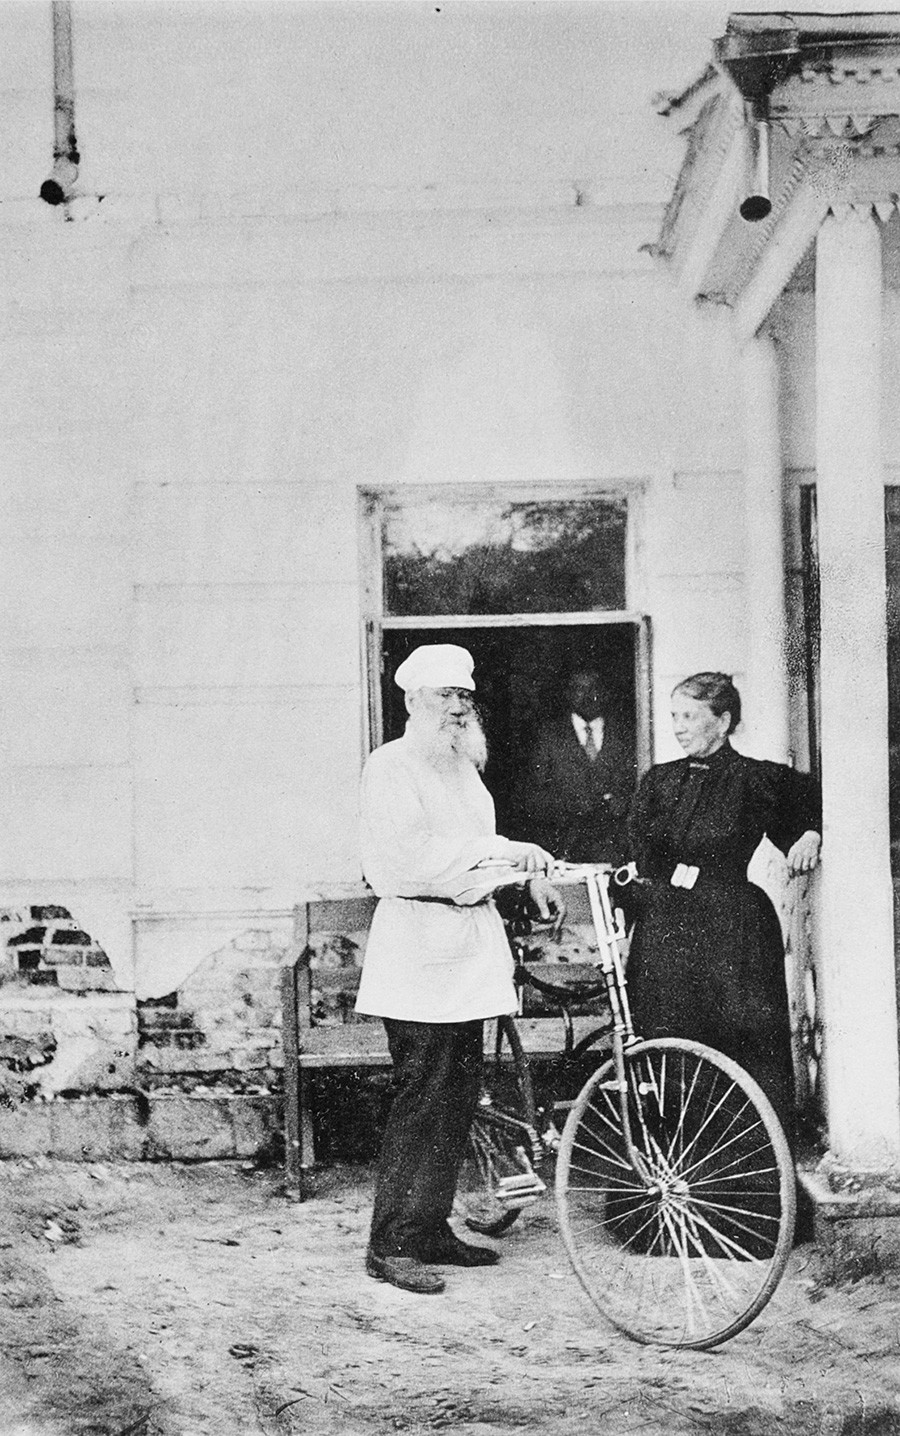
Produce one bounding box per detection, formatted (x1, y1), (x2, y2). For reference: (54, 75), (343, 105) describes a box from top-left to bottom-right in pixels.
(626, 740), (820, 1142)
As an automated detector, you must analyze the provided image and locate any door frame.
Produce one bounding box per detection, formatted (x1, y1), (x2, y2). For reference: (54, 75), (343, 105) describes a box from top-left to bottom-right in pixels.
(359, 481), (653, 772)
(365, 611), (652, 774)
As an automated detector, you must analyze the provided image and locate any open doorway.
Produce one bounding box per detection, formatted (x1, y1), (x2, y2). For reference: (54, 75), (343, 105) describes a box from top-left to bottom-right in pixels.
(380, 620), (644, 841)
(363, 483), (651, 848)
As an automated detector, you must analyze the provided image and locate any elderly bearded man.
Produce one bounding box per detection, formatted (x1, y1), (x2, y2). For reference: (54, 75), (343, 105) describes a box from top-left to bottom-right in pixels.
(356, 644), (563, 1295)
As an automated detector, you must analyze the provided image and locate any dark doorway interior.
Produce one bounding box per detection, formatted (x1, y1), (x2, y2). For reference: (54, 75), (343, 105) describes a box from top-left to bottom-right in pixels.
(381, 623), (638, 840)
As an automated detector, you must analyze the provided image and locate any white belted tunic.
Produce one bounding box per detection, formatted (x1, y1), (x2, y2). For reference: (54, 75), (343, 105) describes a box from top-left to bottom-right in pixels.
(355, 729), (520, 1023)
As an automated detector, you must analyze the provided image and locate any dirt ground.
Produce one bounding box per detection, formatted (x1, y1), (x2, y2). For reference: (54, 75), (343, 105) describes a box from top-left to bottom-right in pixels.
(1, 1158), (900, 1436)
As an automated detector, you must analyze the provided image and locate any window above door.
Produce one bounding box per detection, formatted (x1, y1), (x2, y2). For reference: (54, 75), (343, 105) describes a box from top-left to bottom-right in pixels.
(374, 489), (629, 616)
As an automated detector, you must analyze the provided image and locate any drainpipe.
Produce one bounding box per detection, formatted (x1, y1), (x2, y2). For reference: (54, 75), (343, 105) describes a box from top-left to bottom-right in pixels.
(714, 21), (798, 228)
(40, 0), (79, 206)
(739, 107), (772, 224)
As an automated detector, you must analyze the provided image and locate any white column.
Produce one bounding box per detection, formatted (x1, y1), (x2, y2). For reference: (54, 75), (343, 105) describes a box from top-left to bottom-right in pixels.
(815, 208), (900, 1167)
(741, 330), (790, 762)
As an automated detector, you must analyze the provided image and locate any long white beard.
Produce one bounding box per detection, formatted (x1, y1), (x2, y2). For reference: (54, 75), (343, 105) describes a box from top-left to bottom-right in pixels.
(407, 707), (488, 772)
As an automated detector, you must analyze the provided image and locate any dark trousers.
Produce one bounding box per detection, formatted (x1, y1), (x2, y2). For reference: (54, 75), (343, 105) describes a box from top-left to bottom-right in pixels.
(369, 1018), (484, 1260)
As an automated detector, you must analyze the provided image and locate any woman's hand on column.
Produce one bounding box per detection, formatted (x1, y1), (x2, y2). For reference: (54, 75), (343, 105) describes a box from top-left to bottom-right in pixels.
(787, 830), (821, 876)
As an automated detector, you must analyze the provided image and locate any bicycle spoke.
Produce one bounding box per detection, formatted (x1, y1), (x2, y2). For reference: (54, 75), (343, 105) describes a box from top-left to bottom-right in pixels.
(679, 1209), (747, 1307)
(570, 1191), (661, 1248)
(688, 1197), (782, 1251)
(660, 1067), (763, 1182)
(679, 1198), (771, 1264)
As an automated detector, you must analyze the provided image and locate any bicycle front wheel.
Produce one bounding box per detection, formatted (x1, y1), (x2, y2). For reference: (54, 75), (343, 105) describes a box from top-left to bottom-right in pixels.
(555, 1038), (795, 1350)
(456, 1016), (544, 1237)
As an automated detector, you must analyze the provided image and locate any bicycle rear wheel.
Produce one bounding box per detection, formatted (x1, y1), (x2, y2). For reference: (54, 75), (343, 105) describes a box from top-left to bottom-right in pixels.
(555, 1037), (795, 1350)
(456, 1016), (544, 1237)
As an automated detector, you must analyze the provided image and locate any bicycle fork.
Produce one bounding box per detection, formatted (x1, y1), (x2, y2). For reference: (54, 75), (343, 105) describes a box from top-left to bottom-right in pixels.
(584, 869), (656, 1189)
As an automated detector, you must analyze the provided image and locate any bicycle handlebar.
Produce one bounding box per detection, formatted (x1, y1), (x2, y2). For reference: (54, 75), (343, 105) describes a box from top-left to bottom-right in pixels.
(546, 860), (648, 889)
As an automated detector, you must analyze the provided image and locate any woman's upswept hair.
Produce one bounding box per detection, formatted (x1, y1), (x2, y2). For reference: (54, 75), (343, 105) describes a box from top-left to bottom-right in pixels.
(673, 672), (741, 734)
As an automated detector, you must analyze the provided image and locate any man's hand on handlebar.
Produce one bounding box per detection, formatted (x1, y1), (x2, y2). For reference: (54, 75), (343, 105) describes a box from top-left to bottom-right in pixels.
(506, 841), (555, 876)
(526, 875), (566, 935)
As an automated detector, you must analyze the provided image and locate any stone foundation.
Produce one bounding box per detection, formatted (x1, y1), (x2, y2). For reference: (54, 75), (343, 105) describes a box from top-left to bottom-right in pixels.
(0, 1091), (281, 1163)
(798, 1158), (900, 1282)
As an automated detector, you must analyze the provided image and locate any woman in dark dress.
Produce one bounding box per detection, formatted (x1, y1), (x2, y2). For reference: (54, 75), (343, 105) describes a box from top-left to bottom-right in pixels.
(626, 673), (821, 1143)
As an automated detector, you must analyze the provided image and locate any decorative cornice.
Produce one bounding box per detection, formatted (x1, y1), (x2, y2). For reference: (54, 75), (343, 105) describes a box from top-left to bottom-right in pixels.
(670, 123), (747, 299)
(731, 180), (829, 341)
(650, 91), (743, 263)
(704, 148), (811, 305)
(798, 57), (900, 87)
(827, 199), (900, 222)
(769, 66), (900, 137)
(652, 64), (720, 120)
(778, 114), (877, 138)
(774, 114), (900, 155)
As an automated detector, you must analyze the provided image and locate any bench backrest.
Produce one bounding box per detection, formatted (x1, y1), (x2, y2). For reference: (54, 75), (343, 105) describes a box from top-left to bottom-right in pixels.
(280, 893), (388, 1063)
(281, 887), (610, 1058)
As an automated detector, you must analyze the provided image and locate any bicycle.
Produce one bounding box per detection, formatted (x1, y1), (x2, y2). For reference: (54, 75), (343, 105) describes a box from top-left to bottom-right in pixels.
(454, 862), (796, 1351)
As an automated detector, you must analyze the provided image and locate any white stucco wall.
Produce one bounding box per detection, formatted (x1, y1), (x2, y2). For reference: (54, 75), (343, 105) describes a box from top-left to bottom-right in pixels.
(0, 0), (824, 993)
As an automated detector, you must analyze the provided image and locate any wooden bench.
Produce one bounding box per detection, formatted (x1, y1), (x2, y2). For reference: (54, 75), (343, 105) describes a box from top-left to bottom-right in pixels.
(280, 884), (608, 1199)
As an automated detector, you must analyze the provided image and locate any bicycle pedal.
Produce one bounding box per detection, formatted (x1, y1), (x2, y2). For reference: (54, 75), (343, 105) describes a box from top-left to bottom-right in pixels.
(495, 1178), (544, 1207)
(497, 1172), (547, 1193)
(495, 1193), (541, 1211)
(543, 1121), (563, 1149)
(496, 1172), (547, 1201)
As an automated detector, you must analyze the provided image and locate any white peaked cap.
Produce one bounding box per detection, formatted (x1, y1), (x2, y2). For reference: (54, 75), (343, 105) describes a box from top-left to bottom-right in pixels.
(394, 643), (476, 692)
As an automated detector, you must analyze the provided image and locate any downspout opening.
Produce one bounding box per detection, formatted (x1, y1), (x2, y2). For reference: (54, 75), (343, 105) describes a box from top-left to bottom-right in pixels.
(40, 0), (80, 206)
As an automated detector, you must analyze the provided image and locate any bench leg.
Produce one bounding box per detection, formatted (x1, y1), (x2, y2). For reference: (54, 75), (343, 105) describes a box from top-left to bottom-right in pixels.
(282, 1071), (316, 1202)
(284, 1097), (303, 1202)
(282, 1059), (303, 1202)
(281, 961), (304, 1201)
(299, 1066), (316, 1178)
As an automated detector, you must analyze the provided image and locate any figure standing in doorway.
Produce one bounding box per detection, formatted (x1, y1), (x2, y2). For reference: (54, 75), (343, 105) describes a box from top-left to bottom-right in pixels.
(514, 667), (636, 863)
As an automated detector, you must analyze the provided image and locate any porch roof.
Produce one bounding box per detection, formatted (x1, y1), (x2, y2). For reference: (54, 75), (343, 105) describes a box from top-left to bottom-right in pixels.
(652, 11), (900, 335)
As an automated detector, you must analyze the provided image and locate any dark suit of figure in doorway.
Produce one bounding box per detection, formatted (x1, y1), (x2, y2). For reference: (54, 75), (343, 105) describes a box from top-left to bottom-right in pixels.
(514, 669), (637, 864)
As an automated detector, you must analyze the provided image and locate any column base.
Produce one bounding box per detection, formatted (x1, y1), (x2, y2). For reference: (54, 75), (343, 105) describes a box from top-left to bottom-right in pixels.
(798, 1153), (900, 1282)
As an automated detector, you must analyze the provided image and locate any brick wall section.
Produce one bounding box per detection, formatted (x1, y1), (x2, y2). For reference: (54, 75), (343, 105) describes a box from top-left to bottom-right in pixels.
(0, 908), (118, 992)
(0, 991), (137, 1097)
(137, 929), (285, 1083)
(0, 904), (132, 1101)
